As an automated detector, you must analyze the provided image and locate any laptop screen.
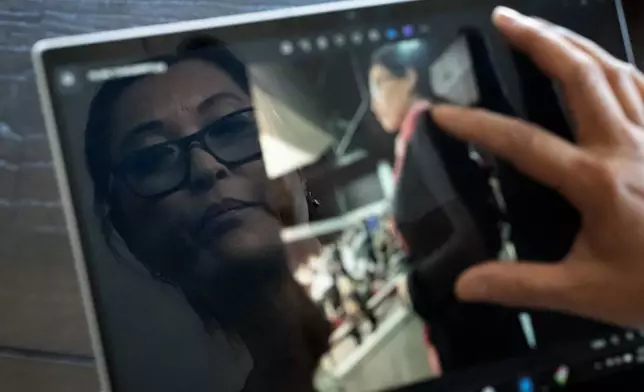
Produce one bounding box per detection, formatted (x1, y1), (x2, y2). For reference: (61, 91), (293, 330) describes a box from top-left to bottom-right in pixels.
(37, 0), (641, 391)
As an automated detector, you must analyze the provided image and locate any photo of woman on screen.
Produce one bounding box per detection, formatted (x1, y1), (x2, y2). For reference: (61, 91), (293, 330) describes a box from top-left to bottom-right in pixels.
(83, 40), (331, 392)
(368, 37), (530, 373)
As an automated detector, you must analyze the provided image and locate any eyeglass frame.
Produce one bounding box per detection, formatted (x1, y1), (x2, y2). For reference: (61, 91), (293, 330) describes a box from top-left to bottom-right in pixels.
(110, 107), (262, 200)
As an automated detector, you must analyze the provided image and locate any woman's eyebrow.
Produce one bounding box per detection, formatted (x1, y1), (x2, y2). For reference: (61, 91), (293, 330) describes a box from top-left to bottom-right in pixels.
(197, 92), (242, 115)
(121, 120), (165, 148)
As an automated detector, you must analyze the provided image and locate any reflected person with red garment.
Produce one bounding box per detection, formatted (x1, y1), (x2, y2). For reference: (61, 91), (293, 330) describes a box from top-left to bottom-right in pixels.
(368, 37), (528, 374)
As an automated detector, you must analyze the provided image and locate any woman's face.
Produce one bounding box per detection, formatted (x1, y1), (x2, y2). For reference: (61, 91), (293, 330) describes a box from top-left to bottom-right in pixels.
(108, 59), (307, 281)
(369, 64), (417, 133)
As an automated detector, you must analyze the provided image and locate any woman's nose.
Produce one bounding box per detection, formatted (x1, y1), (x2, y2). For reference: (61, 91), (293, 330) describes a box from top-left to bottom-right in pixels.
(187, 148), (229, 195)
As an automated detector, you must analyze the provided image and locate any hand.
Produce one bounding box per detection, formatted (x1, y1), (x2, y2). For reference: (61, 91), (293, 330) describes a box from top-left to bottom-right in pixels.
(433, 6), (644, 328)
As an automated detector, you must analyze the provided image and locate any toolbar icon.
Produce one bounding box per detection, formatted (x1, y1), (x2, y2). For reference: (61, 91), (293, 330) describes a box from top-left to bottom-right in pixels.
(280, 41), (294, 55)
(333, 33), (347, 47)
(368, 29), (381, 42)
(59, 70), (77, 88)
(316, 36), (329, 50)
(385, 28), (398, 40)
(402, 24), (414, 37)
(298, 39), (313, 52)
(590, 338), (607, 351)
(553, 365), (570, 387)
(518, 377), (534, 392)
(351, 31), (364, 45)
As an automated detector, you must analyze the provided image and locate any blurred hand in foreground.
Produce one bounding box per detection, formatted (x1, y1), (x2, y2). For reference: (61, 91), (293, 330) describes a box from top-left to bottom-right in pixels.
(435, 6), (644, 328)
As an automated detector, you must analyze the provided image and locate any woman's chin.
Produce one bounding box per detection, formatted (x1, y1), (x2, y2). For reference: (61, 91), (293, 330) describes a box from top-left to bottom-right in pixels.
(202, 213), (284, 264)
(191, 223), (289, 289)
(212, 229), (281, 260)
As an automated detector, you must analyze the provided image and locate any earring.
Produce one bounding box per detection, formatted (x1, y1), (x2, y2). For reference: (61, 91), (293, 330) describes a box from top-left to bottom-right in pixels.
(306, 190), (320, 209)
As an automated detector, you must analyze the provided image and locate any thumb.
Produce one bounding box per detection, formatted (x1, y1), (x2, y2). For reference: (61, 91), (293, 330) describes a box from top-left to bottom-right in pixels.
(455, 261), (574, 311)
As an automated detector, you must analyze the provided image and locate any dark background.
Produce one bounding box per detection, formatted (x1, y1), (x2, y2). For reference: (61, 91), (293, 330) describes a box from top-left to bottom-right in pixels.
(0, 1), (643, 391)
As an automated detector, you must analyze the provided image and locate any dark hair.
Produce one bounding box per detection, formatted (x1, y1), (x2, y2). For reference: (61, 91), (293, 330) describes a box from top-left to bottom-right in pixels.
(371, 39), (431, 97)
(84, 37), (249, 266)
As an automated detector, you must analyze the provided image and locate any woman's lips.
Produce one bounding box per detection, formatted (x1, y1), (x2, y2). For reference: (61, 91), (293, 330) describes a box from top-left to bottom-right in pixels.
(194, 198), (265, 243)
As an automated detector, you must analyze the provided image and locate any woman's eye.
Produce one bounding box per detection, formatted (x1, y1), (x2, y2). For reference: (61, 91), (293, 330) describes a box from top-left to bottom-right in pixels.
(129, 145), (177, 175)
(129, 134), (169, 150)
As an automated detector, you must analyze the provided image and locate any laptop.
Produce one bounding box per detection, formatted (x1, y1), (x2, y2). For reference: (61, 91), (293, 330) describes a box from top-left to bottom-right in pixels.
(32, 0), (641, 391)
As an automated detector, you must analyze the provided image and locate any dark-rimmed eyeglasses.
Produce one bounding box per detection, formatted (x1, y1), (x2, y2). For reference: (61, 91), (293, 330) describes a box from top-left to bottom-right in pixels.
(112, 107), (261, 199)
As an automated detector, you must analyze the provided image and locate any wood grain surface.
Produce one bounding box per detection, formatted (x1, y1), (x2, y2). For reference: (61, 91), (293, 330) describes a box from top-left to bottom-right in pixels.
(0, 1), (642, 391)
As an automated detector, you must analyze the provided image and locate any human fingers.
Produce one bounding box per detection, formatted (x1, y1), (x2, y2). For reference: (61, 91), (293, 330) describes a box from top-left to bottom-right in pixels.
(492, 6), (629, 145)
(542, 22), (644, 125)
(455, 259), (644, 328)
(632, 70), (644, 97)
(432, 104), (591, 208)
(455, 261), (574, 312)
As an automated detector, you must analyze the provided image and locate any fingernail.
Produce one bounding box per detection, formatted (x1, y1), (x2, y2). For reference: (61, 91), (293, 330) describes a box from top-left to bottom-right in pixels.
(492, 6), (525, 28)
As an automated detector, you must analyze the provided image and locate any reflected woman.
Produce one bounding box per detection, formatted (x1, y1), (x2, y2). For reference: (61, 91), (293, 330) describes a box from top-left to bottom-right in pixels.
(369, 38), (528, 373)
(84, 39), (330, 391)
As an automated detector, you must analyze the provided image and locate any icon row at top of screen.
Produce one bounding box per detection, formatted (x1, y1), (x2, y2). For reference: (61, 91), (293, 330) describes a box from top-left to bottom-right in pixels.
(277, 0), (610, 55)
(278, 24), (430, 55)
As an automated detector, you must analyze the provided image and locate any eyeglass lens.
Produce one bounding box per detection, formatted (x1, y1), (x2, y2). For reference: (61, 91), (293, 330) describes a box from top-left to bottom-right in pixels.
(120, 109), (260, 197)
